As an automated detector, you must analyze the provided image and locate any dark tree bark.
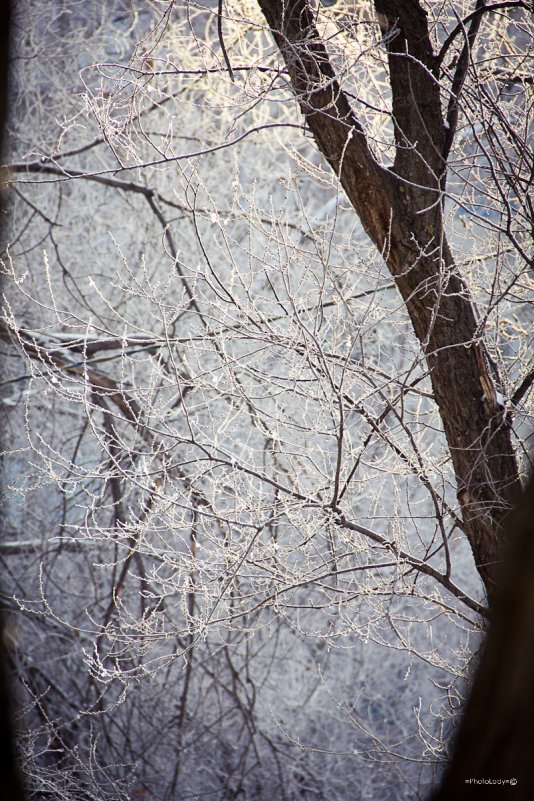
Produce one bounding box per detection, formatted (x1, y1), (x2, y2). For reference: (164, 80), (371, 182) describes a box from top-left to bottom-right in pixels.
(0, 610), (26, 801)
(0, 1), (26, 799)
(256, 0), (521, 604)
(432, 473), (534, 799)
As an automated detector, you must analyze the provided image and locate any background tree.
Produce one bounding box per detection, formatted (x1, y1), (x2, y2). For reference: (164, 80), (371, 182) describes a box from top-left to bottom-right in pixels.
(1, 1), (532, 799)
(256, 0), (529, 603)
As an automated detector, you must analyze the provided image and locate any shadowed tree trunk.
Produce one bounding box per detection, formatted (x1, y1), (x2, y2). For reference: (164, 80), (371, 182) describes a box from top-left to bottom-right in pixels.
(256, 0), (521, 604)
(0, 1), (26, 799)
(432, 472), (534, 799)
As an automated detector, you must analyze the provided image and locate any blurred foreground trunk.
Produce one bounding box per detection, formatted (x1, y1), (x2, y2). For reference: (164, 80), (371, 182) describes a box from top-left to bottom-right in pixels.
(1, 1), (26, 799)
(432, 471), (534, 800)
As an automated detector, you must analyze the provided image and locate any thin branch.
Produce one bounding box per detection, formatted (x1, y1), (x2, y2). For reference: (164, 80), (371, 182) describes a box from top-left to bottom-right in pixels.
(6, 161), (155, 196)
(335, 512), (489, 619)
(0, 321), (146, 430)
(512, 365), (534, 408)
(217, 0), (235, 81)
(5, 122), (306, 184)
(437, 1), (533, 64)
(442, 0), (487, 165)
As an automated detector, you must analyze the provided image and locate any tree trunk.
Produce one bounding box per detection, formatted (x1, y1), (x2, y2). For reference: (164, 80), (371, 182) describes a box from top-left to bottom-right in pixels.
(257, 0), (521, 604)
(1, 0), (26, 798)
(432, 474), (534, 799)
